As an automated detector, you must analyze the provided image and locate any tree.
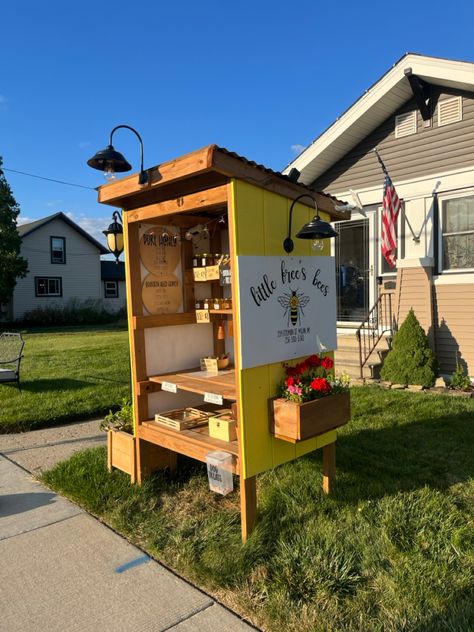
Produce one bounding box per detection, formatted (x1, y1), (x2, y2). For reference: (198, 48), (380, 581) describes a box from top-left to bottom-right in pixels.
(381, 308), (438, 387)
(0, 157), (28, 313)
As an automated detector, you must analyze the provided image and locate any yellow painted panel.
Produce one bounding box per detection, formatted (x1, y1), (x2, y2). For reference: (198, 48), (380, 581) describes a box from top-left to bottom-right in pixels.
(232, 180), (264, 255)
(268, 362), (295, 466)
(314, 430), (337, 450)
(263, 191), (289, 256)
(239, 365), (273, 478)
(230, 179), (337, 478)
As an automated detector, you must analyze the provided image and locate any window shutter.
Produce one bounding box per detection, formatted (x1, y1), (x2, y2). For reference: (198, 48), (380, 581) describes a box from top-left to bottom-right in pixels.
(438, 97), (462, 127)
(395, 111), (417, 138)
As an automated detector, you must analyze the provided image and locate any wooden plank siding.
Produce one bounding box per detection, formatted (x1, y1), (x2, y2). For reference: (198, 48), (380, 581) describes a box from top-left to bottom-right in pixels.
(434, 284), (474, 374)
(312, 87), (474, 194)
(395, 267), (434, 345)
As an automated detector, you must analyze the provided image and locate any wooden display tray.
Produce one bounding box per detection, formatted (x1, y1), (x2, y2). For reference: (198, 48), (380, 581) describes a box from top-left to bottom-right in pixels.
(154, 407), (210, 431)
(149, 368), (237, 401)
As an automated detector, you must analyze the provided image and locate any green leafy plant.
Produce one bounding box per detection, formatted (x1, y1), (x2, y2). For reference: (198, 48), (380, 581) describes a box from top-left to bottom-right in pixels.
(100, 398), (133, 434)
(449, 356), (472, 391)
(381, 308), (438, 387)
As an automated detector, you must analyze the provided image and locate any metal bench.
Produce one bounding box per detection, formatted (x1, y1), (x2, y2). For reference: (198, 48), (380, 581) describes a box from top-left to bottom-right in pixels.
(0, 332), (25, 392)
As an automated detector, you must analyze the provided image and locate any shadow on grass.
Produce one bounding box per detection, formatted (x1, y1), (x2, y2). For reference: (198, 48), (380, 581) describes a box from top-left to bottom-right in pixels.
(15, 378), (94, 393)
(325, 409), (474, 502)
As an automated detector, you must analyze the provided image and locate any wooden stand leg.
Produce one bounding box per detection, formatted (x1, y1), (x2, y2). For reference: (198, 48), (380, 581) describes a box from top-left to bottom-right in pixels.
(240, 476), (257, 542)
(322, 442), (336, 494)
(136, 437), (178, 485)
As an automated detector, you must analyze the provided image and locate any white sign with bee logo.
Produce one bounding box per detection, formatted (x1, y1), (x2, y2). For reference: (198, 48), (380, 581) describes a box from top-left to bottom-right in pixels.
(236, 256), (337, 370)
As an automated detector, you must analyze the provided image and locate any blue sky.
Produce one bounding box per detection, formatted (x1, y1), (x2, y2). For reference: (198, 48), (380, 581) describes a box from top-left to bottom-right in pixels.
(2, 0), (474, 244)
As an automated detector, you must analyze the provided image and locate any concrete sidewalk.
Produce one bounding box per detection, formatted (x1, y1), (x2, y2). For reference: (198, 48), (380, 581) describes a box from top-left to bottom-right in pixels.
(0, 424), (256, 631)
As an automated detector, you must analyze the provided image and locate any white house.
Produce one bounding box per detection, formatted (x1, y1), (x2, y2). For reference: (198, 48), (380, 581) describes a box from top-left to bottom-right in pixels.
(8, 212), (126, 320)
(286, 53), (474, 378)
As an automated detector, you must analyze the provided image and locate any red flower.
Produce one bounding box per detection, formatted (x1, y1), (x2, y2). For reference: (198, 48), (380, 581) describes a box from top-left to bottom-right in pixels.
(310, 377), (331, 393)
(321, 356), (334, 370)
(297, 363), (307, 375)
(285, 365), (298, 377)
(285, 376), (295, 387)
(306, 354), (321, 367)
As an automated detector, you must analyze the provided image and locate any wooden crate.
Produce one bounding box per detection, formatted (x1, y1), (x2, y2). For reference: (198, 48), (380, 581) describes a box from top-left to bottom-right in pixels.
(269, 391), (350, 443)
(107, 429), (136, 482)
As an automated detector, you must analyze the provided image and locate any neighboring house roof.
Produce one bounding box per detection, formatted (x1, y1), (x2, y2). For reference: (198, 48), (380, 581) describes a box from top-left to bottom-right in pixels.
(18, 211), (109, 254)
(285, 53), (474, 184)
(101, 261), (125, 281)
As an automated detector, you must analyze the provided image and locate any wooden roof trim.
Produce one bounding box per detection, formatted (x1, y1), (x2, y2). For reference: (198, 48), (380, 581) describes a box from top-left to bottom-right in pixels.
(98, 145), (214, 205)
(208, 146), (348, 219)
(97, 144), (349, 220)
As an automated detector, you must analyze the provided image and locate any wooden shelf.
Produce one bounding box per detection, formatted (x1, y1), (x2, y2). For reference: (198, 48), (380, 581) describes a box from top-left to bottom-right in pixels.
(209, 309), (233, 315)
(149, 368), (237, 402)
(139, 419), (239, 473)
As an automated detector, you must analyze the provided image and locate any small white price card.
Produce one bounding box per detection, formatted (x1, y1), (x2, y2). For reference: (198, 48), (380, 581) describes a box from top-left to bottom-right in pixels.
(161, 381), (177, 393)
(204, 392), (223, 406)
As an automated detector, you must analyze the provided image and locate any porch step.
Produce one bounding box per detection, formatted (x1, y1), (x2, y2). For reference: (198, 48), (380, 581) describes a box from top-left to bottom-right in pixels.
(334, 333), (392, 380)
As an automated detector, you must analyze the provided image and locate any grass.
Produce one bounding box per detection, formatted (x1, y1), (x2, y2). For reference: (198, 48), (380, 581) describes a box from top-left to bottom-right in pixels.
(41, 387), (474, 632)
(0, 323), (131, 433)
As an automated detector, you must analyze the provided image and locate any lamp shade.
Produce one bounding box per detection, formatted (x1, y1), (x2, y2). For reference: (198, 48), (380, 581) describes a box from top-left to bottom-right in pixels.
(296, 215), (338, 240)
(87, 145), (132, 173)
(103, 215), (124, 262)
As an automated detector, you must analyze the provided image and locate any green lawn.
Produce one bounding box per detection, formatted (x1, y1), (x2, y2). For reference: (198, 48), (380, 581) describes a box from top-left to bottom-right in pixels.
(41, 387), (474, 632)
(0, 324), (131, 432)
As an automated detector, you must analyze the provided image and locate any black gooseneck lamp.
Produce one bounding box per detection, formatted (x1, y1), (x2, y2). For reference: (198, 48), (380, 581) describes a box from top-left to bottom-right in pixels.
(103, 210), (124, 264)
(283, 193), (338, 254)
(87, 125), (148, 185)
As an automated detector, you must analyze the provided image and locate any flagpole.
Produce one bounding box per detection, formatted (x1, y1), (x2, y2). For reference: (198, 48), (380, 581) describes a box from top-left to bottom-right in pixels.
(372, 148), (420, 243)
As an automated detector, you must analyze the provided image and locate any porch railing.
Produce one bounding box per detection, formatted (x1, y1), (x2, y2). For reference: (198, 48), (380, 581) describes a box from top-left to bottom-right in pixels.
(355, 293), (393, 379)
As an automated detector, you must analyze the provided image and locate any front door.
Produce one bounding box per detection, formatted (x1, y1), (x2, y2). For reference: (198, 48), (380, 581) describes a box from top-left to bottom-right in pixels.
(334, 213), (375, 323)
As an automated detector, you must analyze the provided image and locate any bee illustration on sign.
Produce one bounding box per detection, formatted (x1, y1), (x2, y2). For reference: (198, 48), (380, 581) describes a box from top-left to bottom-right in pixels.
(277, 288), (310, 326)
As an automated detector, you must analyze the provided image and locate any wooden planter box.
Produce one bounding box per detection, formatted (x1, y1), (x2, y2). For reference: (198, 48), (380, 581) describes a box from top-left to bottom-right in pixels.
(269, 391), (351, 444)
(107, 429), (136, 482)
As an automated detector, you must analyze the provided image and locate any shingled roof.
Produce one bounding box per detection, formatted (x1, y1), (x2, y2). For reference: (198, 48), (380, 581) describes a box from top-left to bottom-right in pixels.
(18, 212), (108, 254)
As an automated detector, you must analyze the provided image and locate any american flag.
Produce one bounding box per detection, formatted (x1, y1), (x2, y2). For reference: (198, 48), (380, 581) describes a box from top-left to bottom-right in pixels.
(381, 174), (401, 268)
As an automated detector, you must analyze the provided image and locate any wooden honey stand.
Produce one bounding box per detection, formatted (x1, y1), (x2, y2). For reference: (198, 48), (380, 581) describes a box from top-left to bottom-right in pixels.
(96, 145), (350, 541)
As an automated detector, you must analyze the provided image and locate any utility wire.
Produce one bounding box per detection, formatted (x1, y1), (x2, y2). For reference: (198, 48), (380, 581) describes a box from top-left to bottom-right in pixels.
(3, 167), (95, 190)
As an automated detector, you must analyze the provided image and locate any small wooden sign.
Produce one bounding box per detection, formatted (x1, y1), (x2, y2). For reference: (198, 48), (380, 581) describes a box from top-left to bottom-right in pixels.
(204, 392), (224, 406)
(196, 309), (211, 323)
(193, 267), (207, 282)
(161, 381), (178, 393)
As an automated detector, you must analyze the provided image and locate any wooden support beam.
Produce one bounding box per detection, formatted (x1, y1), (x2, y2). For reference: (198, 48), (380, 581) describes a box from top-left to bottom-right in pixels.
(98, 145), (216, 205)
(137, 380), (162, 396)
(404, 68), (431, 121)
(126, 185), (227, 223)
(322, 442), (336, 494)
(240, 476), (257, 542)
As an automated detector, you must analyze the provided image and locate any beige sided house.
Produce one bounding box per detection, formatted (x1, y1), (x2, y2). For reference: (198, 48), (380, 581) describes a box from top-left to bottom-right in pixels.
(8, 212), (126, 320)
(287, 53), (474, 379)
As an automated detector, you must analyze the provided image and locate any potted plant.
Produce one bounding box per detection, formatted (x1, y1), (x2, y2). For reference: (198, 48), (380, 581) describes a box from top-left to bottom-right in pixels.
(269, 354), (351, 443)
(100, 399), (136, 481)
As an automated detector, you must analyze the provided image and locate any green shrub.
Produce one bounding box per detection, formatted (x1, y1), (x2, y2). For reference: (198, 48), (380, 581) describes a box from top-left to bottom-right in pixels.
(449, 358), (472, 391)
(20, 297), (126, 327)
(381, 308), (437, 387)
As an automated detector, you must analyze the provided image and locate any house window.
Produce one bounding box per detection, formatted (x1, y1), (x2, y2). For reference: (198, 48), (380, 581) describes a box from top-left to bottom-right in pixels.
(35, 277), (62, 297)
(104, 281), (119, 298)
(50, 237), (66, 264)
(441, 195), (474, 271)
